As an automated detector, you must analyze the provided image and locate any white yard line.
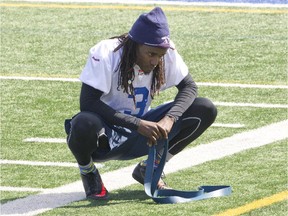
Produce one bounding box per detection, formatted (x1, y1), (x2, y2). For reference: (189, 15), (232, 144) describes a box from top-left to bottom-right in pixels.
(0, 76), (80, 82)
(214, 101), (288, 109)
(1, 76), (287, 89)
(1, 120), (287, 216)
(2, 76), (287, 108)
(0, 186), (48, 193)
(23, 138), (67, 143)
(9, 0), (288, 8)
(22, 123), (244, 144)
(0, 159), (104, 168)
(0, 159), (78, 167)
(165, 120), (288, 173)
(212, 123), (244, 128)
(197, 82), (288, 89)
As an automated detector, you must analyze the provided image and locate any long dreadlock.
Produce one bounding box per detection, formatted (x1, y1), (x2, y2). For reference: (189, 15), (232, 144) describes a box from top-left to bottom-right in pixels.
(111, 33), (165, 104)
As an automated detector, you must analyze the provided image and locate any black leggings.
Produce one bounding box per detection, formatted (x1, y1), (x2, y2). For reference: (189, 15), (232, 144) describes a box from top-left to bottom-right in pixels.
(67, 97), (217, 165)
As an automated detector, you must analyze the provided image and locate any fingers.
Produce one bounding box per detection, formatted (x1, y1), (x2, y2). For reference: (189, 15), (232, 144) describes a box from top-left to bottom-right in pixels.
(152, 130), (161, 139)
(148, 125), (162, 140)
(147, 139), (153, 147)
(147, 133), (158, 147)
(138, 119), (168, 147)
(157, 125), (168, 139)
(147, 126), (168, 147)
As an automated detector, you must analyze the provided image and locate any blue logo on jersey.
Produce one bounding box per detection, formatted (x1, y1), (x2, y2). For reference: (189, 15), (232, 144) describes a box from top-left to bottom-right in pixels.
(124, 87), (149, 117)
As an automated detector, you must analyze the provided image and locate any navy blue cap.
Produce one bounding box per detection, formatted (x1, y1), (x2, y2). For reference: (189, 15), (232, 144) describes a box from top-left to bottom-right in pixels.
(128, 7), (170, 48)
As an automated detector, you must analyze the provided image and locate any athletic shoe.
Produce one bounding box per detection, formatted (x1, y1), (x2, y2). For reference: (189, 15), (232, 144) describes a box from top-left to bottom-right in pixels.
(81, 169), (109, 200)
(132, 161), (171, 190)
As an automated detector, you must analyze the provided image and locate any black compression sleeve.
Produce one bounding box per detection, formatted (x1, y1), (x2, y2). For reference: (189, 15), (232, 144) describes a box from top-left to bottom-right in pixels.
(80, 83), (140, 131)
(165, 74), (198, 121)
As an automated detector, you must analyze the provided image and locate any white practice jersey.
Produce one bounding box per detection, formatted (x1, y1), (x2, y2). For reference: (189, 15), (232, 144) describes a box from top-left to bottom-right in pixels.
(80, 38), (188, 118)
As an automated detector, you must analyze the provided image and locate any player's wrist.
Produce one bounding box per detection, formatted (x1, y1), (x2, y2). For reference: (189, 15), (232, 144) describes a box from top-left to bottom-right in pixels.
(165, 114), (176, 123)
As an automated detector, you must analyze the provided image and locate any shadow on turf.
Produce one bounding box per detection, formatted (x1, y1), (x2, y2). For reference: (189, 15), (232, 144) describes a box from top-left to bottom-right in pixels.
(65, 189), (150, 208)
(1, 190), (151, 214)
(109, 189), (149, 202)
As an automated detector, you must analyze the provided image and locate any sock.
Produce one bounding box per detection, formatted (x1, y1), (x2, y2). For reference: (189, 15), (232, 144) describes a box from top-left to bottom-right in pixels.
(156, 148), (174, 162)
(79, 158), (97, 175)
(141, 152), (162, 169)
(166, 152), (174, 162)
(154, 152), (162, 168)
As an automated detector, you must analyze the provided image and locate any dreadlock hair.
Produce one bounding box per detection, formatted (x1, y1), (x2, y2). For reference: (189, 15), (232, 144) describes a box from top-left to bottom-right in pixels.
(111, 33), (165, 104)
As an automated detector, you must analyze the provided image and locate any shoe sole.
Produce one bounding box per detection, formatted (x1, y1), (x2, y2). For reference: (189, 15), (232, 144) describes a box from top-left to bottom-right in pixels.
(132, 171), (144, 185)
(87, 193), (109, 200)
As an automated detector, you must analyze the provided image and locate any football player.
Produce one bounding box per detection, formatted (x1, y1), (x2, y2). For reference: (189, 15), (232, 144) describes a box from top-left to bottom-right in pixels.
(65, 7), (217, 200)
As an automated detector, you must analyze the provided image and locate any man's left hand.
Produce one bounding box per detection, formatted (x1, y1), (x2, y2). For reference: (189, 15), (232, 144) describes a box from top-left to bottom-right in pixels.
(157, 115), (175, 139)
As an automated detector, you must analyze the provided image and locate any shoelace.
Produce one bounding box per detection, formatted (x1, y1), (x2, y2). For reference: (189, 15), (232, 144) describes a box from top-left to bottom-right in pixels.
(156, 172), (172, 190)
(144, 140), (232, 204)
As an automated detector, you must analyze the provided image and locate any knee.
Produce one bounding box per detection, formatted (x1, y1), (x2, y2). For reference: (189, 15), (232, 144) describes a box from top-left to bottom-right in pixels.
(69, 112), (102, 143)
(190, 97), (217, 124)
(200, 98), (217, 123)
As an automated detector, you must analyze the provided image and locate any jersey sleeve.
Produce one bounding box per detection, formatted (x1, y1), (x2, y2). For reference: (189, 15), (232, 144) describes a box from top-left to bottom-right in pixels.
(80, 41), (113, 94)
(162, 41), (189, 90)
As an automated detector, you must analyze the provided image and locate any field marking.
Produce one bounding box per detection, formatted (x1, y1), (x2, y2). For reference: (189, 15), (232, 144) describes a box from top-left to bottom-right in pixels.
(212, 123), (244, 128)
(22, 123), (243, 144)
(23, 137), (67, 143)
(0, 159), (104, 168)
(10, 0), (288, 8)
(1, 120), (287, 216)
(0, 76), (80, 82)
(1, 76), (287, 89)
(163, 120), (288, 173)
(0, 159), (78, 167)
(0, 186), (48, 193)
(1, 3), (287, 13)
(214, 190), (288, 216)
(214, 101), (288, 109)
(21, 122), (243, 144)
(197, 82), (288, 89)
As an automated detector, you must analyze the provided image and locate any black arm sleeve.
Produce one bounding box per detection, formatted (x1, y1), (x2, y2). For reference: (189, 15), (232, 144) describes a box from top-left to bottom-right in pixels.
(80, 83), (140, 131)
(165, 73), (198, 121)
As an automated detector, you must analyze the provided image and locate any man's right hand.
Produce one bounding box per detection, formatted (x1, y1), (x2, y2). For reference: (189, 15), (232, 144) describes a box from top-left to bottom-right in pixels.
(137, 119), (166, 146)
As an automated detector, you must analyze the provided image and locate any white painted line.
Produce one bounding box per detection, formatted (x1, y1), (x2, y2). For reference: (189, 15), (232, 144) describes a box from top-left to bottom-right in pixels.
(0, 159), (104, 168)
(12, 0), (288, 8)
(1, 181), (86, 216)
(197, 82), (288, 89)
(165, 120), (288, 173)
(22, 123), (244, 144)
(1, 120), (287, 216)
(0, 186), (47, 193)
(1, 76), (287, 89)
(23, 138), (67, 143)
(0, 159), (78, 168)
(214, 101), (288, 109)
(212, 123), (244, 128)
(0, 76), (79, 82)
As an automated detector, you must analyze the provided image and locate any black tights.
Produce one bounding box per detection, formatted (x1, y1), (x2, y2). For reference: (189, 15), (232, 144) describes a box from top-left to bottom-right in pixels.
(67, 97), (217, 165)
(67, 112), (104, 165)
(168, 97), (217, 155)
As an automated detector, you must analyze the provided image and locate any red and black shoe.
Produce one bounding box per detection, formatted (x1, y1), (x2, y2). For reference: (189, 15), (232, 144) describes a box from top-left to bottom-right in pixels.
(132, 161), (171, 190)
(81, 169), (109, 200)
